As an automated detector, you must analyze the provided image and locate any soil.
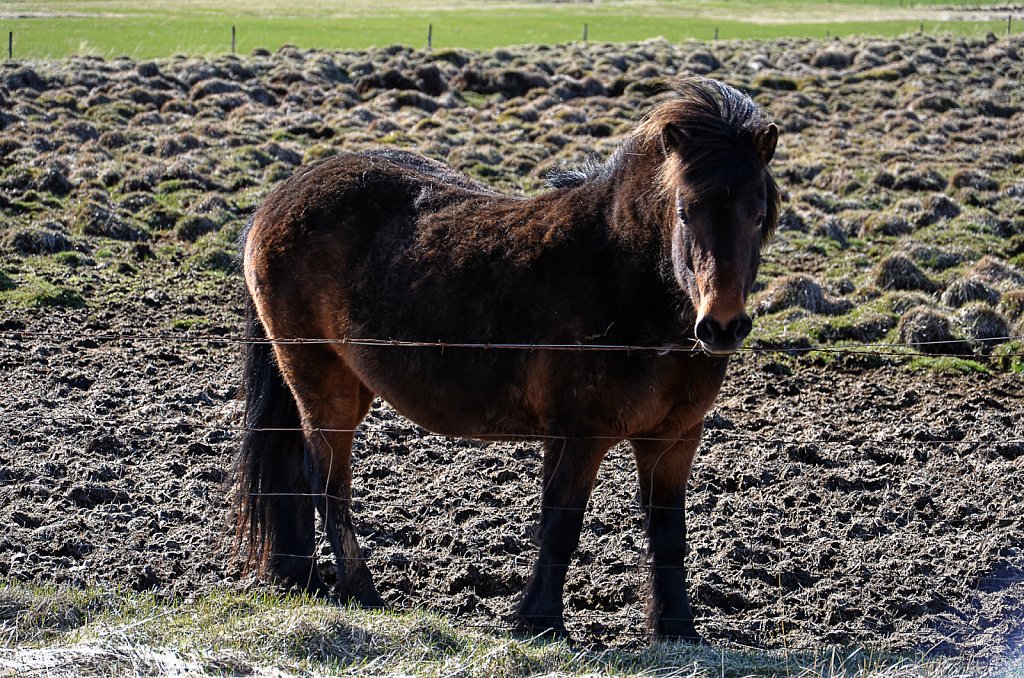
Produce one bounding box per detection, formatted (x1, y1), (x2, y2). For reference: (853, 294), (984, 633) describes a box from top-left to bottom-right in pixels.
(1, 32), (1023, 659)
(1, 317), (1023, 657)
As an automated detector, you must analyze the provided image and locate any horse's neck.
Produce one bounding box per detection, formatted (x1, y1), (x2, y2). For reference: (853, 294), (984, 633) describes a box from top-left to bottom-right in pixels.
(598, 138), (674, 257)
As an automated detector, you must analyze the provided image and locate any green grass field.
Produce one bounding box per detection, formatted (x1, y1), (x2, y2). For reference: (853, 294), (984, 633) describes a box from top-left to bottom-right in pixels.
(0, 0), (1018, 58)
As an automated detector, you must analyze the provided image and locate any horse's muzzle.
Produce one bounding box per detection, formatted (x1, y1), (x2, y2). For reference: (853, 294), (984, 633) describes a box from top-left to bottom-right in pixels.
(694, 313), (752, 355)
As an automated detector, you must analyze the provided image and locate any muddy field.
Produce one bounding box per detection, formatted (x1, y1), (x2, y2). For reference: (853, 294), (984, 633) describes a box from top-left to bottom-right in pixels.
(1, 33), (1023, 658)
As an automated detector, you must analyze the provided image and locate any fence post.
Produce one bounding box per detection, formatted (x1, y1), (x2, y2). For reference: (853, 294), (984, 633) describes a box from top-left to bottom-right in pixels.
(714, 27), (719, 40)
(428, 23), (433, 49)
(1009, 15), (1013, 35)
(7, 32), (11, 60)
(231, 25), (236, 54)
(583, 23), (588, 43)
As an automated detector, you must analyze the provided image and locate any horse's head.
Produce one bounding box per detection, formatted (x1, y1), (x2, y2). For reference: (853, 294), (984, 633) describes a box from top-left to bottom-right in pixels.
(642, 79), (780, 356)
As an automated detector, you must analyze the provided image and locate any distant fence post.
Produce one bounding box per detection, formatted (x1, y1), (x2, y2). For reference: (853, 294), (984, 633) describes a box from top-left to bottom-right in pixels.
(714, 27), (719, 40)
(583, 23), (588, 43)
(1010, 15), (1013, 35)
(7, 31), (11, 60)
(231, 25), (236, 54)
(428, 23), (433, 49)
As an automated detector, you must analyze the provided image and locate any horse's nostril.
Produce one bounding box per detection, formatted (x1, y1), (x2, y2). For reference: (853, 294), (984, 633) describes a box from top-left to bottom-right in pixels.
(731, 315), (753, 342)
(695, 318), (717, 345)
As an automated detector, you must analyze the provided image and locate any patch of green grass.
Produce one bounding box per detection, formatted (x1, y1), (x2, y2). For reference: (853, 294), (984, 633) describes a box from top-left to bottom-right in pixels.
(904, 355), (990, 375)
(51, 251), (93, 268)
(993, 341), (1024, 374)
(0, 581), (1009, 677)
(170, 316), (211, 330)
(0, 275), (85, 309)
(2, 1), (1014, 58)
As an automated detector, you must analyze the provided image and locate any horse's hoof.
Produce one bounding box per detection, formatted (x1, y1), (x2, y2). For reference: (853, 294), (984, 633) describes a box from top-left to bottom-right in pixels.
(273, 571), (332, 600)
(356, 592), (389, 611)
(340, 584), (388, 610)
(654, 629), (705, 645)
(511, 617), (572, 643)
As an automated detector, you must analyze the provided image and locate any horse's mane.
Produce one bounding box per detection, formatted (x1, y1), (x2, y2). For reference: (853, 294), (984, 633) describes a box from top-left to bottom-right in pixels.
(549, 78), (780, 243)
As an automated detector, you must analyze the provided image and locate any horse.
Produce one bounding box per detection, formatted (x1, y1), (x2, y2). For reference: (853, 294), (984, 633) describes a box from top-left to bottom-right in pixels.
(231, 76), (780, 642)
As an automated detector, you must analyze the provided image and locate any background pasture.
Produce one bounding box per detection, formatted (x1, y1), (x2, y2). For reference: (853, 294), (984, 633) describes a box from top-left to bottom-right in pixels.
(0, 0), (1021, 57)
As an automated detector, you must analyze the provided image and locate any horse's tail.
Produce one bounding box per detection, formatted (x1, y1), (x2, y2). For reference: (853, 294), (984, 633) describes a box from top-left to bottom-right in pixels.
(230, 281), (308, 576)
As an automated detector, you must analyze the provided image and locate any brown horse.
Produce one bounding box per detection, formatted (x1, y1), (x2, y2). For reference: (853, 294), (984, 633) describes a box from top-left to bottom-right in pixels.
(232, 77), (780, 641)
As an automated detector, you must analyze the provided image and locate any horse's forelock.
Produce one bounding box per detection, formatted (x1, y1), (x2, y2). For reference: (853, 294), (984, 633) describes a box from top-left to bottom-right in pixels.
(637, 78), (775, 204)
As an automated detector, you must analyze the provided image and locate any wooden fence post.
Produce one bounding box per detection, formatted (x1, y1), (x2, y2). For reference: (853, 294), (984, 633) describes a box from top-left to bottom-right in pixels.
(428, 23), (433, 49)
(583, 23), (588, 43)
(231, 25), (236, 54)
(7, 32), (11, 60)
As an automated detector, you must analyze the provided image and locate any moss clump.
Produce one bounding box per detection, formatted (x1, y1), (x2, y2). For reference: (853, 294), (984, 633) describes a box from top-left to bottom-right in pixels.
(72, 201), (144, 241)
(861, 213), (911, 237)
(174, 215), (218, 242)
(756, 274), (850, 316)
(5, 225), (73, 255)
(752, 73), (797, 91)
(970, 255), (1024, 292)
(956, 302), (1010, 346)
(892, 168), (946, 192)
(941, 278), (1000, 308)
(52, 251), (93, 268)
(897, 306), (964, 355)
(951, 169), (999, 191)
(875, 254), (935, 292)
(883, 291), (934, 315)
(998, 290), (1024, 322)
(905, 244), (962, 271)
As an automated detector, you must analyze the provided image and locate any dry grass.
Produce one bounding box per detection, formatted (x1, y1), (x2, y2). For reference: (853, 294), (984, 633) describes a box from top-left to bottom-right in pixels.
(0, 582), (1013, 677)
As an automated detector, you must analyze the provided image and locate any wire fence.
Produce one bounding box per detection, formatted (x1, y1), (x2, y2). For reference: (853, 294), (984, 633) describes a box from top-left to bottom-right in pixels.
(2, 329), (1023, 359)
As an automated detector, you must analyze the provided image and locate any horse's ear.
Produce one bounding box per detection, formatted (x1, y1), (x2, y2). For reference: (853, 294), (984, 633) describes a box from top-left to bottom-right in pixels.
(755, 124), (778, 164)
(661, 124), (686, 154)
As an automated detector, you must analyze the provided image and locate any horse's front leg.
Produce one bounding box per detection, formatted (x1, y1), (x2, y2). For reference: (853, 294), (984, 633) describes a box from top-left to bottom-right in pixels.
(631, 423), (702, 642)
(515, 438), (608, 637)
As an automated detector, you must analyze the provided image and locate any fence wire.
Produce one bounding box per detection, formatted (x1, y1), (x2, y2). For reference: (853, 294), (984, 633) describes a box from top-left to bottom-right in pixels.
(1, 329), (1023, 359)
(5, 411), (1021, 447)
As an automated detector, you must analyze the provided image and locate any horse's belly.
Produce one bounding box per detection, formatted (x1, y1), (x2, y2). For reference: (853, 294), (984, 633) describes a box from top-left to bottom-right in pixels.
(343, 345), (711, 440)
(347, 346), (541, 437)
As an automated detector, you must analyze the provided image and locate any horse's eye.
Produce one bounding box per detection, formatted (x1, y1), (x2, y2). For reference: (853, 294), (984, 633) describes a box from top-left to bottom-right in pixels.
(755, 214), (765, 229)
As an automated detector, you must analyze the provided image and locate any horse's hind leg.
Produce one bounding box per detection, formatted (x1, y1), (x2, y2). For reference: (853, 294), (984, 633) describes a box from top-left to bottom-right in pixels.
(515, 439), (608, 636)
(276, 345), (384, 607)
